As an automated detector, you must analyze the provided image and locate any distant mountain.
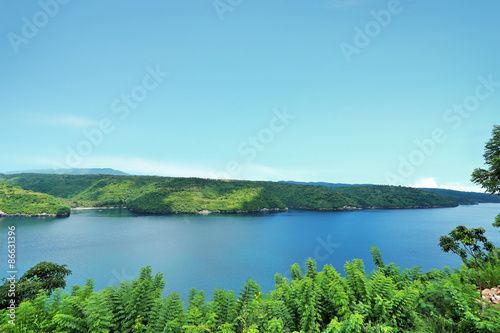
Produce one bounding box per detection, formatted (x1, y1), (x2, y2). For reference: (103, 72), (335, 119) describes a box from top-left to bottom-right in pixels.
(279, 181), (372, 188)
(4, 168), (128, 176)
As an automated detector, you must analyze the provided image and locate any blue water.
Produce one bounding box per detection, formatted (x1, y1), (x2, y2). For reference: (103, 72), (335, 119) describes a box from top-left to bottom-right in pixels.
(1, 204), (499, 301)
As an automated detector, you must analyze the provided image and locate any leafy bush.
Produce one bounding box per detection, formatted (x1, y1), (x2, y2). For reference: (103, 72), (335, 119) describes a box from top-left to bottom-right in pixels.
(2, 251), (499, 332)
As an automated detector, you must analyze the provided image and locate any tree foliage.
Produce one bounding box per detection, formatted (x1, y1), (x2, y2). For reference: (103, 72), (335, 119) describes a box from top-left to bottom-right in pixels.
(471, 125), (500, 232)
(0, 261), (72, 307)
(472, 125), (500, 195)
(439, 225), (495, 311)
(0, 184), (70, 216)
(0, 174), (462, 215)
(2, 251), (499, 333)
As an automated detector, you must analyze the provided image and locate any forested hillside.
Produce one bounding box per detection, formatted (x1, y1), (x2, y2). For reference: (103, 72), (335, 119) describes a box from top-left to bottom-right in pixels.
(0, 174), (458, 215)
(127, 180), (287, 213)
(280, 180), (500, 205)
(256, 182), (360, 210)
(421, 188), (500, 205)
(332, 185), (459, 208)
(0, 184), (70, 216)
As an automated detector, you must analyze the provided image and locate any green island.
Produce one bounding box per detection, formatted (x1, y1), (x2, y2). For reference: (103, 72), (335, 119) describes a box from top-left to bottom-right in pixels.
(0, 174), (461, 216)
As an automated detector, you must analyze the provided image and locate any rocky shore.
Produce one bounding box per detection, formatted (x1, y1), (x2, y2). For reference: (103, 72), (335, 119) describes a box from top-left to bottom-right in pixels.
(0, 210), (68, 217)
(482, 286), (500, 306)
(197, 207), (288, 215)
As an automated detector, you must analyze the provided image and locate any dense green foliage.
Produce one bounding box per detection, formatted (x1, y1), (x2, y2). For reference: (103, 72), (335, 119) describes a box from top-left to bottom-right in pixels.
(472, 125), (500, 195)
(0, 174), (458, 214)
(0, 184), (70, 216)
(471, 125), (500, 230)
(458, 248), (500, 289)
(128, 181), (286, 213)
(0, 262), (72, 308)
(255, 182), (360, 210)
(0, 174), (164, 206)
(2, 249), (499, 332)
(332, 185), (458, 208)
(282, 181), (500, 205)
(421, 188), (500, 205)
(439, 225), (495, 309)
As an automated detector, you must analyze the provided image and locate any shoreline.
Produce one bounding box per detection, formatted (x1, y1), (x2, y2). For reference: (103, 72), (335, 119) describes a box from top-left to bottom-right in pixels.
(0, 209), (68, 217)
(1, 204), (461, 218)
(71, 206), (126, 210)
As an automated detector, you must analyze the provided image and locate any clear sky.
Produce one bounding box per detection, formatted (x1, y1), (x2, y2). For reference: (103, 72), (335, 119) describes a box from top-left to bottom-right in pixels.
(1, 0), (499, 191)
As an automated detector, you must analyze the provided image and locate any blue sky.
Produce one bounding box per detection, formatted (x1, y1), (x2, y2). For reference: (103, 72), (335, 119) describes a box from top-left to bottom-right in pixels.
(1, 0), (499, 191)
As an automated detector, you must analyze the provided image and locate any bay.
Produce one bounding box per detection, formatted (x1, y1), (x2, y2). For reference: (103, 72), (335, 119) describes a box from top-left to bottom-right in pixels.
(1, 204), (499, 301)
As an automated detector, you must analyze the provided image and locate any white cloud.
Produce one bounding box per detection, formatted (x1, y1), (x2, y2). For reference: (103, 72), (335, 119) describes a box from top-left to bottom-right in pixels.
(411, 177), (439, 188)
(409, 177), (485, 193)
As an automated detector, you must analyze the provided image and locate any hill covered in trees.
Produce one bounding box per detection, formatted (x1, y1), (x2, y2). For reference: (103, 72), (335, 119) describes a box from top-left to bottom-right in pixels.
(0, 174), (459, 215)
(280, 181), (500, 205)
(0, 184), (70, 216)
(421, 188), (500, 205)
(332, 185), (460, 208)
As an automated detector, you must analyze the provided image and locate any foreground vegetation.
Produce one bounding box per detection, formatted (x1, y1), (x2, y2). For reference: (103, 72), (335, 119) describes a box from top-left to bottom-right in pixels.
(0, 174), (458, 215)
(0, 184), (70, 216)
(1, 247), (499, 333)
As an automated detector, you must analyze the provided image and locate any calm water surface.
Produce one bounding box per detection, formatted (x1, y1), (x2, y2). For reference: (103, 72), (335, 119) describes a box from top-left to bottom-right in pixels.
(1, 204), (499, 300)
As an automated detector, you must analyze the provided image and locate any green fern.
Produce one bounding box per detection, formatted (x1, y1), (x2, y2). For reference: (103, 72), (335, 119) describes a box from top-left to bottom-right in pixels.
(210, 287), (237, 328)
(296, 277), (322, 332)
(153, 292), (185, 332)
(344, 259), (369, 305)
(317, 265), (350, 324)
